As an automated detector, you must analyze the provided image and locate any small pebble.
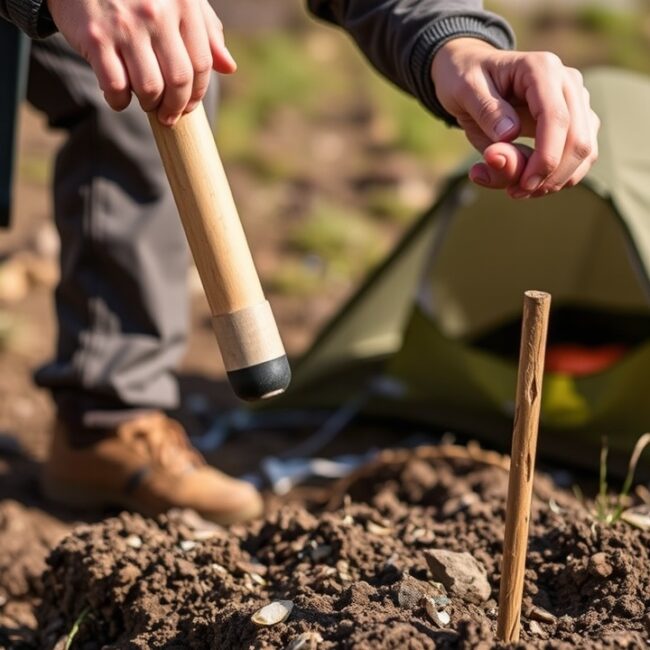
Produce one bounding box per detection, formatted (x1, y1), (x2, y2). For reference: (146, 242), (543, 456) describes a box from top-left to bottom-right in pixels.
(125, 535), (142, 549)
(529, 620), (543, 636)
(179, 540), (196, 552)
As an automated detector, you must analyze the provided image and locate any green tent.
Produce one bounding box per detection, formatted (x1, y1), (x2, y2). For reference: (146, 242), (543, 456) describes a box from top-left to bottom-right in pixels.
(271, 67), (650, 474)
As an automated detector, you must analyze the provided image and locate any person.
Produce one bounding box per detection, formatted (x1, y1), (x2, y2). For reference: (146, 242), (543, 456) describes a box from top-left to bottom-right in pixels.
(0, 0), (598, 524)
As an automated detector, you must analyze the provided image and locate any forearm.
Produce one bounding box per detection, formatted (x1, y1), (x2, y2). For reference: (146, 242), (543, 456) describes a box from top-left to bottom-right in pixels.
(0, 0), (56, 38)
(306, 0), (514, 123)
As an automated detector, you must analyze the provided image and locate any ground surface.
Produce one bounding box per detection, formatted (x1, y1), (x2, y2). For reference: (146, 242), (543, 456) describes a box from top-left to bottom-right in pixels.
(2, 2), (650, 649)
(28, 449), (650, 649)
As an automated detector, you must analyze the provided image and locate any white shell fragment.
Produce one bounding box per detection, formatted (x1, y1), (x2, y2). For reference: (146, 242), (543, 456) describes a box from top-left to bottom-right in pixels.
(251, 600), (294, 626)
(179, 540), (197, 552)
(425, 597), (450, 627)
(125, 535), (143, 549)
(285, 631), (323, 650)
(366, 521), (392, 536)
(249, 572), (267, 586)
(620, 505), (650, 530)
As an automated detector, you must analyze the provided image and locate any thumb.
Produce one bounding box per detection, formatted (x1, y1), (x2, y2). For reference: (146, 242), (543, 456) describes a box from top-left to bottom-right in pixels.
(457, 73), (520, 143)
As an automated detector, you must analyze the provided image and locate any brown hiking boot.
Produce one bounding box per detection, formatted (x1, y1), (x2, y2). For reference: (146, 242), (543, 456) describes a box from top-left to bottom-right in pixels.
(42, 411), (263, 525)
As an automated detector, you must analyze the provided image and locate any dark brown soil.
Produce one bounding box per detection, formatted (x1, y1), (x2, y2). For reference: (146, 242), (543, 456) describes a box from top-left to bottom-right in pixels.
(31, 448), (650, 649)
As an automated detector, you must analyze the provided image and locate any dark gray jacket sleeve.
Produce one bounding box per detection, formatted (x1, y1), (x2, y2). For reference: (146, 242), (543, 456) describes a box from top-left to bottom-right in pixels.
(0, 0), (56, 38)
(307, 0), (514, 124)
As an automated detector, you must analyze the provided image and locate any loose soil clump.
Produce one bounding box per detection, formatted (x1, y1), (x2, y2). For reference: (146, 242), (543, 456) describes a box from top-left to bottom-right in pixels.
(36, 448), (650, 649)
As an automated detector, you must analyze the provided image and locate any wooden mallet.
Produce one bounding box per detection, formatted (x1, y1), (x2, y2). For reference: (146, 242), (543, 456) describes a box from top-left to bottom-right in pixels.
(148, 105), (290, 401)
(497, 290), (551, 643)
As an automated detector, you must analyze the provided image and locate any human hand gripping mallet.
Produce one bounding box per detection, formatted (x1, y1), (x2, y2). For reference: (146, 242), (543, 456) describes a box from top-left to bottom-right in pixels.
(497, 291), (551, 642)
(148, 106), (291, 401)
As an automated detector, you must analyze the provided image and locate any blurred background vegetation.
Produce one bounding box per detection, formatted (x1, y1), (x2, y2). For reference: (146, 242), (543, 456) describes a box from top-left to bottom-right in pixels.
(212, 0), (650, 309)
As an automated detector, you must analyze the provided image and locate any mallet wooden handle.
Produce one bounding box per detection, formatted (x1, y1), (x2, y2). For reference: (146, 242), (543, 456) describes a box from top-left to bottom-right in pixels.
(149, 105), (290, 400)
(497, 290), (551, 643)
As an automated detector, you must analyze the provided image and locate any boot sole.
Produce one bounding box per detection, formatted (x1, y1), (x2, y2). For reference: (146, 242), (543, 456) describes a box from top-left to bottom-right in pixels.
(41, 477), (264, 526)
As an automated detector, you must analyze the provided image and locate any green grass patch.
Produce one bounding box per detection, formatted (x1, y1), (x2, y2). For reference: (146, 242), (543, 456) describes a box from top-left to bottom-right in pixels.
(288, 201), (385, 280)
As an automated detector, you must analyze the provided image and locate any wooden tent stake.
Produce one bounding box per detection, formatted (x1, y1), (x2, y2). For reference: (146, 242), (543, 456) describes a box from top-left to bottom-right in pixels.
(497, 290), (551, 643)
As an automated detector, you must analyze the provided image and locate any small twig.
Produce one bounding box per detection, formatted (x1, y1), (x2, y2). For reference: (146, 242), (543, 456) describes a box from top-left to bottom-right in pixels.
(497, 291), (551, 643)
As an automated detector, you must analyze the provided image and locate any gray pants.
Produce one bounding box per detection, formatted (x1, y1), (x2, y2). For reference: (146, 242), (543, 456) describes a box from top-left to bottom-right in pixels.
(27, 35), (217, 432)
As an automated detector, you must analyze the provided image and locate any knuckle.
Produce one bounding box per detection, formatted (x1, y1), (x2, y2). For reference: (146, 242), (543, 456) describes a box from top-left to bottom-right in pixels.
(539, 51), (562, 69)
(139, 78), (163, 101)
(538, 153), (561, 175)
(476, 97), (500, 124)
(169, 69), (192, 89)
(567, 67), (584, 84)
(547, 105), (570, 129)
(192, 54), (213, 75)
(104, 77), (128, 95)
(572, 138), (592, 161)
(85, 22), (106, 49)
(137, 0), (161, 22)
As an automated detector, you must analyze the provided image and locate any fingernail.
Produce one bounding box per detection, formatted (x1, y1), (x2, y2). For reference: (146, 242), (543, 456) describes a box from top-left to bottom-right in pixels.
(524, 175), (543, 191)
(495, 117), (515, 138)
(510, 189), (530, 200)
(470, 169), (490, 186)
(490, 154), (507, 170)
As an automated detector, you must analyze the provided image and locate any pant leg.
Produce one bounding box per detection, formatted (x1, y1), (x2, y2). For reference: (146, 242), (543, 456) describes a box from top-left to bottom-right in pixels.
(27, 34), (218, 431)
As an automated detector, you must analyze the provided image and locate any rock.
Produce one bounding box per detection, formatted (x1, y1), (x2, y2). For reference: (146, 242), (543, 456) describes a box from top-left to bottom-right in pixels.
(588, 552), (613, 578)
(252, 600), (294, 626)
(424, 549), (491, 604)
(394, 573), (446, 610)
(529, 620), (544, 636)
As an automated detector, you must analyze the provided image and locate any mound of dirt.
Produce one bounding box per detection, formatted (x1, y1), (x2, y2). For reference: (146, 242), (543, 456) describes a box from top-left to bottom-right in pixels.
(36, 449), (650, 649)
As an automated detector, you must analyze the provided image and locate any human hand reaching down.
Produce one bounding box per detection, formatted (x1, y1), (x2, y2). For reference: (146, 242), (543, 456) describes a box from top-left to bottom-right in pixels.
(46, 0), (237, 124)
(431, 38), (600, 199)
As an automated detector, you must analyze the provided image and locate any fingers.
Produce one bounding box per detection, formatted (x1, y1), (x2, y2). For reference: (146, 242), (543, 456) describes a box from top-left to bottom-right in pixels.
(87, 43), (131, 111)
(201, 1), (237, 74)
(180, 8), (213, 115)
(470, 142), (530, 190)
(518, 54), (571, 193)
(517, 59), (598, 196)
(151, 24), (194, 125)
(120, 34), (164, 112)
(82, 1), (236, 123)
(455, 70), (521, 144)
(538, 70), (599, 192)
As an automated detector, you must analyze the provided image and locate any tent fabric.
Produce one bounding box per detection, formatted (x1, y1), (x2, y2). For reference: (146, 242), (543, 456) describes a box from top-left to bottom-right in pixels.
(269, 67), (650, 473)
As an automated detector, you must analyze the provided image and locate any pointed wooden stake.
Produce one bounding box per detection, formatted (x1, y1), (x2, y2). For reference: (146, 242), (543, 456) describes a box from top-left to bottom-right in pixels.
(497, 290), (551, 643)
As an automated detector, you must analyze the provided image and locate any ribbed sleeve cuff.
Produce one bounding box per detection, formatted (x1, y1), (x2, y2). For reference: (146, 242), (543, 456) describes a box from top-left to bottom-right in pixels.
(409, 14), (515, 126)
(6, 0), (56, 38)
